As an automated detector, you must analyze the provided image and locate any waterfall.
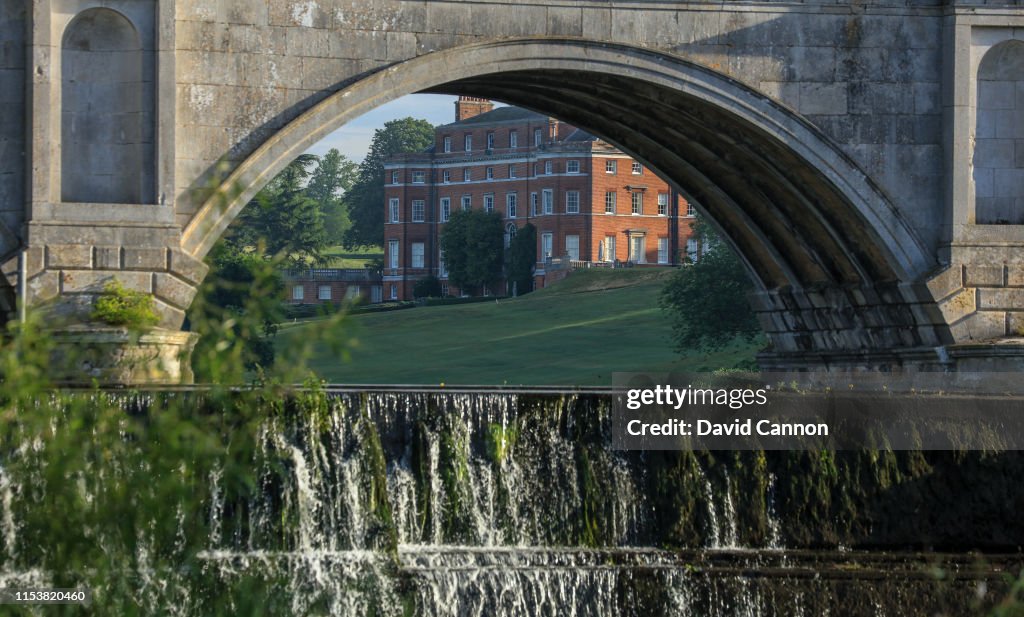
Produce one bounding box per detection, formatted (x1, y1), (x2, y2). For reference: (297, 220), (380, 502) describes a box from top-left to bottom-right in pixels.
(721, 470), (739, 549)
(0, 390), (1009, 615)
(766, 473), (783, 550)
(700, 469), (722, 549)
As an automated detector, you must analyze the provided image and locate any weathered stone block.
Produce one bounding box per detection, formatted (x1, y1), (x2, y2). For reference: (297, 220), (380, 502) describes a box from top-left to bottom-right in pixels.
(47, 244), (93, 269)
(975, 138), (1014, 168)
(26, 271), (59, 302)
(938, 287), (976, 324)
(950, 311), (1007, 342)
(124, 247), (168, 271)
(581, 7), (611, 40)
(94, 246), (121, 270)
(330, 29), (387, 60)
(974, 168), (995, 198)
(153, 298), (187, 330)
(62, 270), (152, 294)
(1008, 312), (1024, 337)
(799, 82), (847, 116)
(385, 31), (416, 61)
(426, 2), (473, 34)
(965, 265), (1005, 287)
(926, 265), (963, 301)
(269, 0), (331, 28)
(154, 273), (198, 310)
(286, 26), (329, 57)
(225, 1), (268, 26)
(979, 288), (1024, 310)
(169, 249), (210, 286)
(1007, 266), (1024, 287)
(548, 7), (581, 36)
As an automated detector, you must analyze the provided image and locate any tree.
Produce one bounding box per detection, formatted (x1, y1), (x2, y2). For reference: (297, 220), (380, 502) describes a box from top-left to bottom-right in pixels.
(306, 149), (358, 246)
(659, 217), (762, 352)
(343, 118), (435, 248)
(188, 242), (285, 373)
(506, 223), (537, 296)
(439, 209), (505, 295)
(228, 154), (329, 267)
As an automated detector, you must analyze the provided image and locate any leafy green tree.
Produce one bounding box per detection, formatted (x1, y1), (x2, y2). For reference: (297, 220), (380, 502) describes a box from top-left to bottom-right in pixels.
(229, 154), (328, 267)
(439, 209), (505, 295)
(192, 155), (333, 373)
(506, 223), (537, 296)
(188, 242), (284, 373)
(306, 148), (358, 246)
(659, 217), (762, 352)
(343, 118), (435, 248)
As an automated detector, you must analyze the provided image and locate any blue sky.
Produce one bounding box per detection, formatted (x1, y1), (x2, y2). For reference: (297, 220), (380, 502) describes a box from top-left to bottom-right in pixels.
(304, 94), (459, 162)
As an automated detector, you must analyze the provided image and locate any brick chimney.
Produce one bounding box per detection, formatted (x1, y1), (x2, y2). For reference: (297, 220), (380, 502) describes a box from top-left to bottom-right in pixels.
(455, 96), (494, 122)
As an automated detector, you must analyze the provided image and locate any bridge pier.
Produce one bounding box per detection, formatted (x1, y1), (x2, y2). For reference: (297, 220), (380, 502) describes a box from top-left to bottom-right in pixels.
(2, 225), (206, 384)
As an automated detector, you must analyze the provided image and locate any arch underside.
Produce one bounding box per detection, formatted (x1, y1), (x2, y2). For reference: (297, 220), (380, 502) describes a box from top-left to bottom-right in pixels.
(186, 40), (952, 365)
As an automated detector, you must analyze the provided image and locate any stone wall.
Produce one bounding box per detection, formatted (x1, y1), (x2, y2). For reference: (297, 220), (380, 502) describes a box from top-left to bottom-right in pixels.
(0, 0), (25, 261)
(172, 1), (945, 250)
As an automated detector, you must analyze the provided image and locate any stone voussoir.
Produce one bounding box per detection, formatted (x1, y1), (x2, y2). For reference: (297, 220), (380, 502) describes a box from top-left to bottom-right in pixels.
(169, 248), (210, 286)
(154, 272), (199, 310)
(925, 265), (964, 302)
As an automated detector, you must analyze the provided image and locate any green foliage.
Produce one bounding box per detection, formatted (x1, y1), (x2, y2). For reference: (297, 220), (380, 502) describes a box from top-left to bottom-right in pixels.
(90, 280), (160, 330)
(439, 208), (505, 295)
(659, 217), (762, 352)
(188, 243), (285, 375)
(486, 422), (519, 463)
(228, 154), (329, 267)
(197, 152), (362, 375)
(343, 118), (435, 248)
(306, 149), (358, 246)
(413, 275), (443, 299)
(506, 223), (537, 296)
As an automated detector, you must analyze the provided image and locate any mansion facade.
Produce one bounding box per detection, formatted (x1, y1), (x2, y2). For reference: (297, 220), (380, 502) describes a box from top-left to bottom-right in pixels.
(382, 97), (695, 301)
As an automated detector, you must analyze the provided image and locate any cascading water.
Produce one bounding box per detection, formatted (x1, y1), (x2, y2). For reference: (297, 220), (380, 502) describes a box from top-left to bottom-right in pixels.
(0, 390), (1017, 615)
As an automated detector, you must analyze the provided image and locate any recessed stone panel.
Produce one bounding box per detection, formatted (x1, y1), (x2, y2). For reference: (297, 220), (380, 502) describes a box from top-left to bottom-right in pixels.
(94, 246), (122, 270)
(124, 247), (168, 271)
(47, 244), (93, 269)
(61, 270), (152, 294)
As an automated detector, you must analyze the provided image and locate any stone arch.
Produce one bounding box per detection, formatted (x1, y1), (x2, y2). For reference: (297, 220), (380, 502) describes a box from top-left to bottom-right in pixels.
(182, 39), (949, 363)
(61, 7), (153, 204)
(975, 40), (1024, 225)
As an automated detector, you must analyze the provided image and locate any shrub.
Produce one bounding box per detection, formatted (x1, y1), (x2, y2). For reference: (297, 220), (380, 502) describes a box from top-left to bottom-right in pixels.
(659, 218), (762, 352)
(413, 275), (443, 299)
(90, 280), (160, 330)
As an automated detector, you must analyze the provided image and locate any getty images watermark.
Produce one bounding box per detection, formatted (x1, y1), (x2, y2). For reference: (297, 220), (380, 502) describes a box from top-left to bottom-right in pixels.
(612, 372), (1024, 450)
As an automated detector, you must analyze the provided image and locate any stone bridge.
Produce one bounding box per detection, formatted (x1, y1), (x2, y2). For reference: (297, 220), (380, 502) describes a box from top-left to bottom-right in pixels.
(3, 0), (1024, 378)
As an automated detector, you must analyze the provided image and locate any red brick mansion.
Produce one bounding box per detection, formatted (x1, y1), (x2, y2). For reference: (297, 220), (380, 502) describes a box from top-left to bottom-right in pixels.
(382, 97), (695, 301)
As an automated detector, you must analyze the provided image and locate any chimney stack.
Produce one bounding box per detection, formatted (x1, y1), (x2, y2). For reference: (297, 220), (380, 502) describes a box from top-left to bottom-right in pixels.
(455, 96), (494, 122)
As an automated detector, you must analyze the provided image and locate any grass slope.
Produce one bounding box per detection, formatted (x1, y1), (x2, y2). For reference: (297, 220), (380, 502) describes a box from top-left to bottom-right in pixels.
(322, 245), (383, 268)
(277, 268), (760, 386)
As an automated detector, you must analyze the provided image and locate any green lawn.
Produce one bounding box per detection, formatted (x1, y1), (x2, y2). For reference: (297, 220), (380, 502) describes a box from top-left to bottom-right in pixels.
(276, 268), (761, 386)
(321, 245), (383, 268)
